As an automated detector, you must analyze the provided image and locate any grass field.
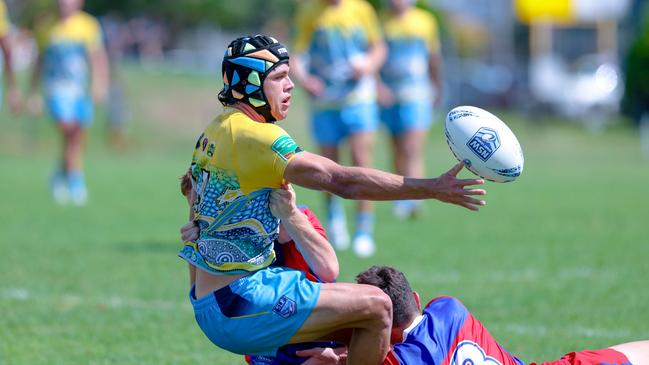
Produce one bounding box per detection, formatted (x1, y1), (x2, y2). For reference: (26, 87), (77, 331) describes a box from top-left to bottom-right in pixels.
(1, 66), (648, 365)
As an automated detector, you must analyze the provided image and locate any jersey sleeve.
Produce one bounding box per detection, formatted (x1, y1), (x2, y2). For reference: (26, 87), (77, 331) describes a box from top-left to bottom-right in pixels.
(0, 1), (9, 38)
(357, 0), (382, 44)
(236, 123), (304, 192)
(81, 13), (102, 51)
(423, 13), (440, 53)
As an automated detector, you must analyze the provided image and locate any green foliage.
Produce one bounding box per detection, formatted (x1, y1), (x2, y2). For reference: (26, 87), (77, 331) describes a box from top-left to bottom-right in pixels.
(12, 0), (295, 29)
(623, 5), (649, 124)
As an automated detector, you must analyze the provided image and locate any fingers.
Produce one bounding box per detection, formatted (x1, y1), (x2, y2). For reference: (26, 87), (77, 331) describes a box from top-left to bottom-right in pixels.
(295, 348), (326, 357)
(447, 161), (465, 176)
(458, 178), (485, 187)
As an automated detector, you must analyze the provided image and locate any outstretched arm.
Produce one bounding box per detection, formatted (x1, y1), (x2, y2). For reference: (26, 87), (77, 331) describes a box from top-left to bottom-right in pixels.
(284, 152), (486, 211)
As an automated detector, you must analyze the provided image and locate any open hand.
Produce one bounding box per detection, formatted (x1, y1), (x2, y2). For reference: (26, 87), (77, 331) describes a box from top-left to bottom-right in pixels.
(296, 347), (347, 365)
(432, 161), (486, 211)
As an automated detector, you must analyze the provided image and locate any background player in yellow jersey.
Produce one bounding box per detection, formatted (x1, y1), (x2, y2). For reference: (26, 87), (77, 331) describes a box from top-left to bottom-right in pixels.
(180, 34), (485, 365)
(28, 0), (109, 206)
(0, 0), (21, 113)
(291, 0), (387, 257)
(378, 0), (444, 219)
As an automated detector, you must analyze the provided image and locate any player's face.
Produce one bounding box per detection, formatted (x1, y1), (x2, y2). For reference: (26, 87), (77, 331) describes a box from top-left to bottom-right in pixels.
(263, 63), (294, 121)
(58, 0), (84, 17)
(390, 0), (412, 12)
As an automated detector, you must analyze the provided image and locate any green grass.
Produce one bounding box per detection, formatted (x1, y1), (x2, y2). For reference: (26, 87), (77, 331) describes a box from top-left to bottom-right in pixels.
(1, 67), (648, 364)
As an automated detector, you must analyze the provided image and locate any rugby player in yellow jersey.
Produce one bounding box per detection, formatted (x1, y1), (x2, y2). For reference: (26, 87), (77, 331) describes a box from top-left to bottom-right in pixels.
(378, 0), (444, 220)
(0, 0), (21, 113)
(28, 0), (109, 206)
(291, 0), (387, 257)
(180, 35), (486, 365)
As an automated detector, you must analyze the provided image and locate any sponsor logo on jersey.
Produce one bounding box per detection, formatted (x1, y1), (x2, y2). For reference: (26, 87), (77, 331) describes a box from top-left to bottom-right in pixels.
(451, 341), (503, 365)
(466, 127), (500, 162)
(271, 135), (303, 161)
(273, 295), (297, 318)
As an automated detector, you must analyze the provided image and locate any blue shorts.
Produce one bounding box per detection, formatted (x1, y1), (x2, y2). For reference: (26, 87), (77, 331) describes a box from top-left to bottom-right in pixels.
(191, 266), (321, 356)
(312, 103), (379, 145)
(380, 100), (433, 136)
(46, 95), (94, 127)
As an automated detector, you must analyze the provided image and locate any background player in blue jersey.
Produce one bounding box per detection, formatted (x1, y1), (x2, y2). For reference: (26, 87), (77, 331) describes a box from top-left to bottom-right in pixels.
(297, 266), (649, 365)
(28, 0), (109, 205)
(378, 0), (444, 219)
(291, 0), (388, 257)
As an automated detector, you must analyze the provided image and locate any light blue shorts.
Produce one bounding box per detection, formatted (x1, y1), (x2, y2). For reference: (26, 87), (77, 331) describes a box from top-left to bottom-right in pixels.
(312, 102), (379, 145)
(191, 266), (321, 356)
(381, 100), (433, 136)
(46, 94), (94, 127)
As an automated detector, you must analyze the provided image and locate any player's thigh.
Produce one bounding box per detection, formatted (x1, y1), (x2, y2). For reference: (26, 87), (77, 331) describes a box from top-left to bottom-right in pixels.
(394, 129), (428, 156)
(288, 282), (391, 344)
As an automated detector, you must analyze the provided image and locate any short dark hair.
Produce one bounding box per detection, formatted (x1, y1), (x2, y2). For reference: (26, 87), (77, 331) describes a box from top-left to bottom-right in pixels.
(356, 266), (419, 327)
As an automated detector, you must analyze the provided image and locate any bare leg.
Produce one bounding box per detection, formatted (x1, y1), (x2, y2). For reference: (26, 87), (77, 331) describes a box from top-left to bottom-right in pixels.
(610, 340), (649, 365)
(393, 130), (427, 178)
(391, 130), (427, 219)
(320, 144), (350, 249)
(349, 131), (375, 216)
(288, 283), (392, 365)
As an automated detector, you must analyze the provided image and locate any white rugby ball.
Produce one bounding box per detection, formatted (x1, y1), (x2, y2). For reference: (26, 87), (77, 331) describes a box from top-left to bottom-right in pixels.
(445, 106), (524, 183)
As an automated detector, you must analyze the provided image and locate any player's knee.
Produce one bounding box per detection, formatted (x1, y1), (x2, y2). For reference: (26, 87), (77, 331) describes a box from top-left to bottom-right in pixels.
(362, 287), (393, 329)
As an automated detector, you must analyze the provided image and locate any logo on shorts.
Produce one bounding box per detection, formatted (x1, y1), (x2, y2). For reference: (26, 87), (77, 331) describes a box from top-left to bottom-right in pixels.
(271, 135), (303, 161)
(273, 295), (297, 318)
(466, 127), (500, 162)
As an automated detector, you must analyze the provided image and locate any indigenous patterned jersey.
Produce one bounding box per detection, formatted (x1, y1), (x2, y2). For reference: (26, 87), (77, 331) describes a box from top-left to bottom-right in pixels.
(384, 296), (524, 365)
(179, 108), (304, 274)
(380, 7), (439, 102)
(292, 0), (382, 107)
(34, 11), (101, 100)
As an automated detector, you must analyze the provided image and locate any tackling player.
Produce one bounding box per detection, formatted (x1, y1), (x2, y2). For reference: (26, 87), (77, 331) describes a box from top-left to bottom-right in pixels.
(179, 34), (485, 365)
(180, 175), (344, 365)
(378, 0), (443, 219)
(291, 0), (387, 257)
(298, 266), (649, 365)
(28, 0), (109, 205)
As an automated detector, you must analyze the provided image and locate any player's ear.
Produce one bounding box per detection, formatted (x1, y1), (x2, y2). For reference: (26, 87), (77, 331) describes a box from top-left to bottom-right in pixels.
(413, 291), (421, 311)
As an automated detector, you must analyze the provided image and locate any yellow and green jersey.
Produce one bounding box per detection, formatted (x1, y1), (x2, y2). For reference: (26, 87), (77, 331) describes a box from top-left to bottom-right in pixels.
(179, 108), (304, 274)
(380, 7), (440, 102)
(34, 11), (102, 99)
(293, 0), (382, 107)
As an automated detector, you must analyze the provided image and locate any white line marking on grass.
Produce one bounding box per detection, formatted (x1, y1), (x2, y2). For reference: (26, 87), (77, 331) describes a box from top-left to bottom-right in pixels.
(406, 267), (616, 285)
(1, 287), (188, 311)
(492, 323), (631, 339)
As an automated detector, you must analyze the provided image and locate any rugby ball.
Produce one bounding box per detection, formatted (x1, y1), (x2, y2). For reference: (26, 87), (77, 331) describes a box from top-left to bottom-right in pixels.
(445, 106), (524, 182)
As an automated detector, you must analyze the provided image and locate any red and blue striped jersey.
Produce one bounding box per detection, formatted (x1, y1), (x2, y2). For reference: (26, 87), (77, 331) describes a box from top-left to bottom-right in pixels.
(384, 296), (524, 365)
